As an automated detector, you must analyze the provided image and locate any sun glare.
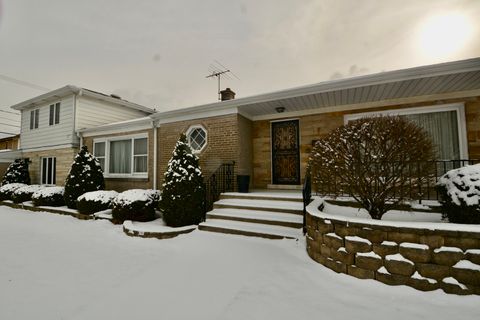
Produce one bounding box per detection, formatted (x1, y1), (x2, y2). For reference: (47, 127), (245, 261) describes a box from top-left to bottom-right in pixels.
(417, 12), (473, 59)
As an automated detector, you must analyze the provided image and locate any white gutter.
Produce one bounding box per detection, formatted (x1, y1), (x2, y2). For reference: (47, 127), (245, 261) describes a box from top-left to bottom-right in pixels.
(153, 120), (158, 190)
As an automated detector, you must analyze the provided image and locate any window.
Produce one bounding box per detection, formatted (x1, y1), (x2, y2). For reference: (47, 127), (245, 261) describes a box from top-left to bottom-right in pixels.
(344, 103), (468, 160)
(30, 109), (39, 130)
(93, 142), (105, 170)
(93, 135), (148, 177)
(49, 102), (60, 125)
(186, 125), (207, 152)
(41, 157), (56, 184)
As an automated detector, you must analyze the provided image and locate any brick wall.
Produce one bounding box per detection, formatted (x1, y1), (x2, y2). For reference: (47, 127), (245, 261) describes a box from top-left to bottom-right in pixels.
(252, 96), (480, 188)
(23, 147), (78, 185)
(83, 129), (154, 192)
(306, 199), (480, 295)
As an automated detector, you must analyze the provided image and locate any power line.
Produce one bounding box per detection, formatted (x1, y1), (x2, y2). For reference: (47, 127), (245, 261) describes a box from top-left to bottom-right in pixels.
(0, 73), (51, 92)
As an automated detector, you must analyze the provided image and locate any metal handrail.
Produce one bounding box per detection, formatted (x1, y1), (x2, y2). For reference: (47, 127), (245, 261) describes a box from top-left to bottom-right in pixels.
(302, 170), (312, 235)
(203, 161), (235, 219)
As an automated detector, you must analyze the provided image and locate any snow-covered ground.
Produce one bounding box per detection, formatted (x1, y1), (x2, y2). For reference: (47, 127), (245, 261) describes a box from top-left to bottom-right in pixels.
(0, 206), (479, 320)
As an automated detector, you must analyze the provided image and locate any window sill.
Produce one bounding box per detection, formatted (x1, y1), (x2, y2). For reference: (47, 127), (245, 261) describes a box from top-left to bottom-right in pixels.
(104, 174), (148, 180)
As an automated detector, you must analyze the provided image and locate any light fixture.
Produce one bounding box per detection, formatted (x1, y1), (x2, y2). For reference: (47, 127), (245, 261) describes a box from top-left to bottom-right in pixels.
(275, 106), (285, 113)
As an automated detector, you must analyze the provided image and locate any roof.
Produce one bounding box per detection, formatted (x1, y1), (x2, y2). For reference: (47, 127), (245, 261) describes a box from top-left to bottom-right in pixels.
(151, 57), (480, 121)
(10, 85), (156, 114)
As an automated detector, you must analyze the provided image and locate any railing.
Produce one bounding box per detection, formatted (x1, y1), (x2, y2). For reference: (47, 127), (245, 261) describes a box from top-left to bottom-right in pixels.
(302, 170), (312, 235)
(314, 159), (479, 202)
(203, 161), (235, 219)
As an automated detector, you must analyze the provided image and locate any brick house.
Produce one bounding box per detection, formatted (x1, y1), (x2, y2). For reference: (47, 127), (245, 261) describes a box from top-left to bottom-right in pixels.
(76, 58), (480, 192)
(4, 58), (480, 191)
(0, 135), (20, 177)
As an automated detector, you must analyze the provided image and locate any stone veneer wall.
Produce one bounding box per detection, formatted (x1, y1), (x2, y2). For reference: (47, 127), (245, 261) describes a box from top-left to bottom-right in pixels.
(23, 147), (78, 185)
(306, 199), (480, 295)
(83, 129), (154, 192)
(252, 96), (480, 188)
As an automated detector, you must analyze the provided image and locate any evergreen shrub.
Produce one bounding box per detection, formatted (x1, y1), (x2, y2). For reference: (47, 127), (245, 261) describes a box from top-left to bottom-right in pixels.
(32, 187), (65, 207)
(64, 146), (105, 209)
(436, 164), (480, 224)
(0, 183), (27, 201)
(112, 189), (160, 222)
(159, 133), (205, 227)
(77, 190), (118, 215)
(11, 185), (44, 203)
(1, 158), (30, 185)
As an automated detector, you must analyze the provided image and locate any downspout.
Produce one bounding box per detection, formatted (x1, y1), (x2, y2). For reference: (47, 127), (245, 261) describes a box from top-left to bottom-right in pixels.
(73, 91), (83, 148)
(153, 120), (158, 190)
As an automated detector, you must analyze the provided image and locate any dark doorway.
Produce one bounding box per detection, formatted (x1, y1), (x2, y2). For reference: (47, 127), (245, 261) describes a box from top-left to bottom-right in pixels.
(271, 120), (300, 185)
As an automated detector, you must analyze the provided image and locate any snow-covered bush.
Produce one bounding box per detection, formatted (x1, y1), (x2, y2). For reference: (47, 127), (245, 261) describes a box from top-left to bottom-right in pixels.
(1, 158), (30, 185)
(11, 184), (44, 203)
(112, 189), (160, 222)
(76, 190), (118, 215)
(32, 187), (65, 207)
(309, 115), (435, 220)
(64, 146), (105, 209)
(0, 183), (27, 201)
(159, 133), (205, 227)
(436, 164), (480, 224)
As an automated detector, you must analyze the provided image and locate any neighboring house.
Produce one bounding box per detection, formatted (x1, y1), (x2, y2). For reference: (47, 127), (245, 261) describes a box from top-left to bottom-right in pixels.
(8, 86), (155, 185)
(77, 58), (480, 192)
(0, 134), (20, 178)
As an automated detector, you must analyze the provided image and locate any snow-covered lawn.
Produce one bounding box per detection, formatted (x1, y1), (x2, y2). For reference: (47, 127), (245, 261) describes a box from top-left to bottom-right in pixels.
(0, 206), (479, 320)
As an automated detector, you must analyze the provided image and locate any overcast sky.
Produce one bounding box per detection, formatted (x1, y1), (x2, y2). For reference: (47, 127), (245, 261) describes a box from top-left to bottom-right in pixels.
(1, 0), (480, 137)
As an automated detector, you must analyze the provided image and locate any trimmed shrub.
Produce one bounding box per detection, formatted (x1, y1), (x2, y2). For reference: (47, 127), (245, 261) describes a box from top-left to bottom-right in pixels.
(436, 164), (480, 224)
(0, 183), (27, 201)
(77, 190), (118, 215)
(11, 185), (44, 203)
(112, 189), (160, 222)
(64, 146), (105, 209)
(309, 115), (435, 220)
(2, 158), (30, 185)
(32, 187), (65, 207)
(159, 133), (205, 227)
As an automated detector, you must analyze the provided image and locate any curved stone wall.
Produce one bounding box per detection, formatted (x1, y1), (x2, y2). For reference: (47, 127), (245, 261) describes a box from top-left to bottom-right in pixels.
(306, 198), (480, 295)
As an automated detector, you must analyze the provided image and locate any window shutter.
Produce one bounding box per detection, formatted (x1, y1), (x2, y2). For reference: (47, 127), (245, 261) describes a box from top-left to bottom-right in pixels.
(35, 109), (39, 128)
(55, 103), (60, 124)
(30, 110), (34, 130)
(49, 105), (54, 125)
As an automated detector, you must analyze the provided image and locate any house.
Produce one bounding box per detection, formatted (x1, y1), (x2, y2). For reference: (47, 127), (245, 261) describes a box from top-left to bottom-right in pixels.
(0, 134), (20, 177)
(5, 58), (480, 191)
(78, 57), (480, 192)
(5, 86), (155, 185)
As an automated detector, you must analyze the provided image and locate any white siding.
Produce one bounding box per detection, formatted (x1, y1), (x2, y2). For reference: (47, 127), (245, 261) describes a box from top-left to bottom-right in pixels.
(76, 96), (149, 130)
(20, 95), (77, 150)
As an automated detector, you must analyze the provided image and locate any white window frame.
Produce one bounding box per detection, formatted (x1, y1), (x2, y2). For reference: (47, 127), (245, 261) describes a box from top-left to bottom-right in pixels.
(30, 109), (39, 130)
(93, 141), (106, 171)
(343, 103), (469, 159)
(40, 157), (56, 185)
(93, 133), (148, 178)
(49, 102), (60, 126)
(186, 125), (208, 153)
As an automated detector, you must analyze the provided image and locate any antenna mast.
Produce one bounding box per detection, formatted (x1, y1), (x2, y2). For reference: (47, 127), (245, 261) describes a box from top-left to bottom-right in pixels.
(206, 69), (231, 100)
(206, 60), (240, 100)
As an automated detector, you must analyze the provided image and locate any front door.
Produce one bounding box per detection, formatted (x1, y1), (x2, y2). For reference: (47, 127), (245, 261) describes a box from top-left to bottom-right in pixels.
(271, 120), (300, 185)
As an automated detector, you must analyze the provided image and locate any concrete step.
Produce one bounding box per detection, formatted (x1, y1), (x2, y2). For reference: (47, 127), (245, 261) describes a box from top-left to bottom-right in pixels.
(213, 198), (304, 215)
(206, 208), (303, 228)
(220, 191), (303, 202)
(198, 219), (302, 240)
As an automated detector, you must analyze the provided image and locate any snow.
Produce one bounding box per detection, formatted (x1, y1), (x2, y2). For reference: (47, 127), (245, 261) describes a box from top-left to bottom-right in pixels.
(94, 209), (113, 219)
(385, 253), (414, 265)
(13, 184), (43, 195)
(308, 197), (480, 233)
(215, 198), (303, 211)
(113, 189), (160, 206)
(123, 218), (196, 234)
(345, 235), (372, 245)
(32, 186), (64, 198)
(434, 246), (464, 254)
(381, 241), (397, 247)
(223, 190), (302, 200)
(377, 266), (390, 275)
(325, 232), (342, 240)
(442, 277), (468, 290)
(452, 260), (480, 271)
(0, 183), (26, 193)
(466, 249), (480, 255)
(412, 271), (437, 284)
(77, 190), (118, 204)
(399, 242), (429, 250)
(437, 164), (480, 206)
(356, 251), (382, 259)
(0, 205), (479, 319)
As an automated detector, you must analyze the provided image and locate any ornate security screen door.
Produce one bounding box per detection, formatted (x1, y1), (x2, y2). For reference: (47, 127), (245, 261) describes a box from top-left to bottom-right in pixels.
(271, 120), (300, 185)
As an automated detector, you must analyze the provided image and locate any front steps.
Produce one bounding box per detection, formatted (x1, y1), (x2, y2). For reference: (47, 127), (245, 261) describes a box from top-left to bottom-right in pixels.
(199, 192), (304, 239)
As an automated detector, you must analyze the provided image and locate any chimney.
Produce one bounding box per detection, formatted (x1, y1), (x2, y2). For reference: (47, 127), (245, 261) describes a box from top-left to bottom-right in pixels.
(220, 88), (235, 101)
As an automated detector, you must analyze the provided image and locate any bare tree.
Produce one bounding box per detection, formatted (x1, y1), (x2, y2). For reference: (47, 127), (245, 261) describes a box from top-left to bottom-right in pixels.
(309, 115), (435, 220)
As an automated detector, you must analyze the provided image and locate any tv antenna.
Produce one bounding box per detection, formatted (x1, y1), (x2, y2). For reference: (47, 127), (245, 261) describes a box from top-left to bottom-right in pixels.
(205, 60), (239, 100)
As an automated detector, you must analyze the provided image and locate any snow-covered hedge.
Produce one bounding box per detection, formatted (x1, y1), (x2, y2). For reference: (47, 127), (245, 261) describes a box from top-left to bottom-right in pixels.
(0, 183), (27, 201)
(112, 189), (160, 222)
(437, 164), (480, 224)
(11, 185), (44, 203)
(32, 187), (65, 207)
(77, 190), (118, 215)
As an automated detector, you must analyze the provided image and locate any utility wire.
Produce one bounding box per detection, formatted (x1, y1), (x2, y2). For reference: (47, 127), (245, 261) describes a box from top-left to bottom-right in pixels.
(0, 73), (51, 92)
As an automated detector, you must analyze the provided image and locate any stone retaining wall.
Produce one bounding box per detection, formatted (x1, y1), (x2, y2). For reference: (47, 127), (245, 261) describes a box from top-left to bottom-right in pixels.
(306, 199), (480, 295)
